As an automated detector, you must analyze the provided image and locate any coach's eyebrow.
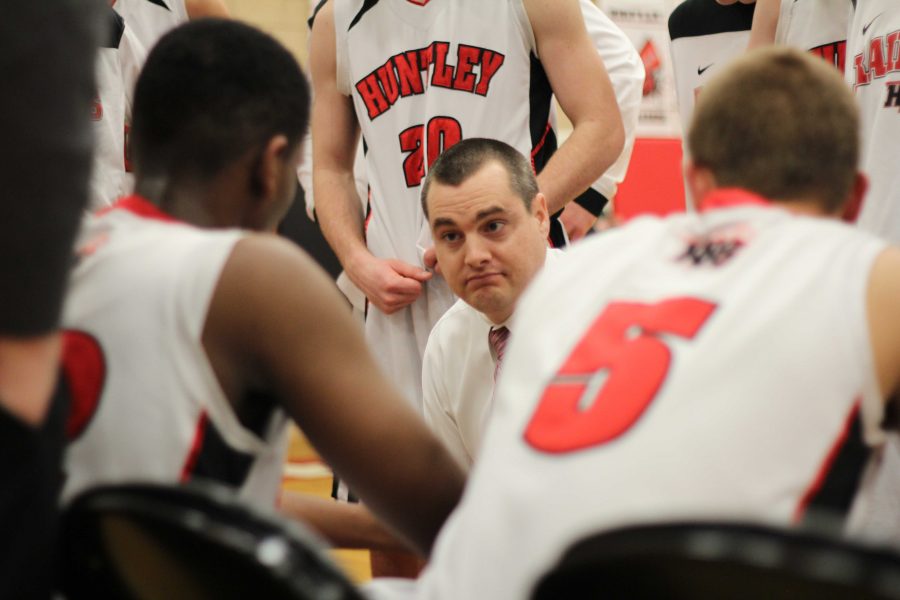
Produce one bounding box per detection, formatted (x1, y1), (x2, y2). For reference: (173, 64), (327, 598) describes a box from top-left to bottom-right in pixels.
(432, 217), (458, 228)
(475, 206), (506, 221)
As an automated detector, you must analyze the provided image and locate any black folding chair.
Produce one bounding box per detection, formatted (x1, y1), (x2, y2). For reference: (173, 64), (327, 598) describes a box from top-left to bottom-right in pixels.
(60, 482), (365, 600)
(532, 521), (900, 600)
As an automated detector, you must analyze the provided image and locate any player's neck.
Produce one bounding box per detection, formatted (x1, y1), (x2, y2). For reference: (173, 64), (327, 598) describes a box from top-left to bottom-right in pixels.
(134, 174), (248, 229)
(770, 198), (836, 218)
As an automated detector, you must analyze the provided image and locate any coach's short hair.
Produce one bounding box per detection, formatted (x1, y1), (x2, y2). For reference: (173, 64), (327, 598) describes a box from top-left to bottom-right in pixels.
(131, 19), (309, 181)
(688, 47), (858, 212)
(421, 138), (539, 217)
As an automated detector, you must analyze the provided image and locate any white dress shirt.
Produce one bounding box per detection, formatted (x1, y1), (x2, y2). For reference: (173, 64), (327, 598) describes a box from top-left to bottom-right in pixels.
(421, 249), (563, 470)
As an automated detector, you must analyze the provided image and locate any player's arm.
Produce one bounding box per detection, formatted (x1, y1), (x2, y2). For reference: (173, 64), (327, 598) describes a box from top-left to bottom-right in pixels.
(524, 0), (625, 217)
(866, 246), (900, 403)
(279, 492), (416, 552)
(205, 235), (465, 556)
(747, 0), (778, 50)
(559, 1), (644, 241)
(185, 0), (231, 19)
(309, 2), (430, 313)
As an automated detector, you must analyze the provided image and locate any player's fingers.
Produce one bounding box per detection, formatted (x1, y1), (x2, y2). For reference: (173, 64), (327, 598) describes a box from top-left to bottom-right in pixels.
(378, 290), (420, 314)
(387, 277), (423, 298)
(389, 259), (433, 282)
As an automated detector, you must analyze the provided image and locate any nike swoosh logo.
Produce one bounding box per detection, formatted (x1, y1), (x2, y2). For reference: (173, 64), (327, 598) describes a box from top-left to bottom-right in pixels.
(698, 63), (713, 76)
(863, 12), (883, 35)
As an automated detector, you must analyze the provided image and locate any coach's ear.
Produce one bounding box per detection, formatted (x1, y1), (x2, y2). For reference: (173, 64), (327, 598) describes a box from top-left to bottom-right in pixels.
(685, 161), (718, 206)
(532, 192), (550, 238)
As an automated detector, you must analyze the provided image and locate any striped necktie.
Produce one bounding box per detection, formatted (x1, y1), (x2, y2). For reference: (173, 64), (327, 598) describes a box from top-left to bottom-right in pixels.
(488, 326), (510, 380)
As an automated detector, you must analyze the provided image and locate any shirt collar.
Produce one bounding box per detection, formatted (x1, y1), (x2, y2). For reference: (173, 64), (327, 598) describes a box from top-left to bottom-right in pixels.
(698, 188), (772, 213)
(97, 194), (181, 224)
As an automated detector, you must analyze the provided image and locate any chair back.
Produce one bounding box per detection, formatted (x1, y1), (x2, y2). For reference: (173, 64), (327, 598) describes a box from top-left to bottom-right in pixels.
(532, 521), (900, 600)
(61, 482), (365, 600)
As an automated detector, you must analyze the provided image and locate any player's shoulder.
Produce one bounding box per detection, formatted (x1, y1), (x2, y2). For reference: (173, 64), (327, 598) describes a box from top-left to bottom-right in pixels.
(224, 232), (319, 277)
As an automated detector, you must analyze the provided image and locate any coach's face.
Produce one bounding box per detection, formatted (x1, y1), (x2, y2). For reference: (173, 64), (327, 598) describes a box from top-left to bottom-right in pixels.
(428, 161), (549, 325)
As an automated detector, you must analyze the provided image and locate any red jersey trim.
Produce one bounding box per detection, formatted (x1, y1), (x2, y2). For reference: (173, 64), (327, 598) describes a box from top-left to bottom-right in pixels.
(180, 411), (209, 483)
(530, 122), (552, 170)
(62, 330), (107, 441)
(96, 195), (181, 224)
(793, 400), (861, 523)
(698, 188), (772, 212)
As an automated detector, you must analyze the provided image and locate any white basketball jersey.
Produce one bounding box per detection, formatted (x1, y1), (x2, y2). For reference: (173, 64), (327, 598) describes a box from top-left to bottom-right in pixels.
(417, 190), (886, 600)
(62, 197), (289, 509)
(334, 0), (541, 266)
(334, 0), (550, 408)
(91, 11), (145, 209)
(847, 2), (900, 243)
(113, 0), (189, 52)
(775, 0), (850, 69)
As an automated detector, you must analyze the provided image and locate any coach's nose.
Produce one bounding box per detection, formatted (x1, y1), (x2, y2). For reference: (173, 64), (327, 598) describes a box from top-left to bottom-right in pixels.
(464, 236), (491, 268)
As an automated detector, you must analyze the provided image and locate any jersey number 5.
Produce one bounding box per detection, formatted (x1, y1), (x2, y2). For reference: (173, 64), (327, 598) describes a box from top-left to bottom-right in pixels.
(399, 116), (462, 187)
(524, 298), (716, 454)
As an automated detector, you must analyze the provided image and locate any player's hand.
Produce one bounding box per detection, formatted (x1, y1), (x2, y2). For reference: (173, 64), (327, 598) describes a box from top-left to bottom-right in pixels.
(348, 253), (432, 314)
(422, 246), (443, 277)
(559, 202), (598, 243)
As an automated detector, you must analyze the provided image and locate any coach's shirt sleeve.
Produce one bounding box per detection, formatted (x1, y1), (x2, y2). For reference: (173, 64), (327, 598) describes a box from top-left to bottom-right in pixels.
(422, 315), (473, 472)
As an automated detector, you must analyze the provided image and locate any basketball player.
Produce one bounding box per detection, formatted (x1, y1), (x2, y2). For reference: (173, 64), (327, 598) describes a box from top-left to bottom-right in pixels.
(840, 0), (900, 544)
(369, 47), (900, 599)
(61, 20), (464, 558)
(301, 0), (640, 335)
(0, 1), (102, 597)
(310, 0), (625, 413)
(846, 2), (900, 243)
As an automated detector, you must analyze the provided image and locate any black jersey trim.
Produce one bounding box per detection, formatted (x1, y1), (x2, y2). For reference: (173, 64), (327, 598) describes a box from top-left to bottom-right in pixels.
(574, 188), (609, 217)
(308, 0), (329, 29)
(143, 0), (171, 11)
(668, 0), (755, 42)
(528, 53), (555, 173)
(800, 405), (870, 523)
(187, 391), (279, 489)
(103, 9), (126, 49)
(349, 0), (380, 31)
(189, 419), (255, 488)
(529, 52), (566, 246)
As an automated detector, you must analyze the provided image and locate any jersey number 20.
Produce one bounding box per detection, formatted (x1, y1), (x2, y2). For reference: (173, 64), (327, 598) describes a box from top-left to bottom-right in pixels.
(524, 298), (716, 454)
(399, 116), (462, 187)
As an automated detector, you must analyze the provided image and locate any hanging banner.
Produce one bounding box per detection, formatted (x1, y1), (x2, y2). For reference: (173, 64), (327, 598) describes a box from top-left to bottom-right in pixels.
(598, 0), (682, 138)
